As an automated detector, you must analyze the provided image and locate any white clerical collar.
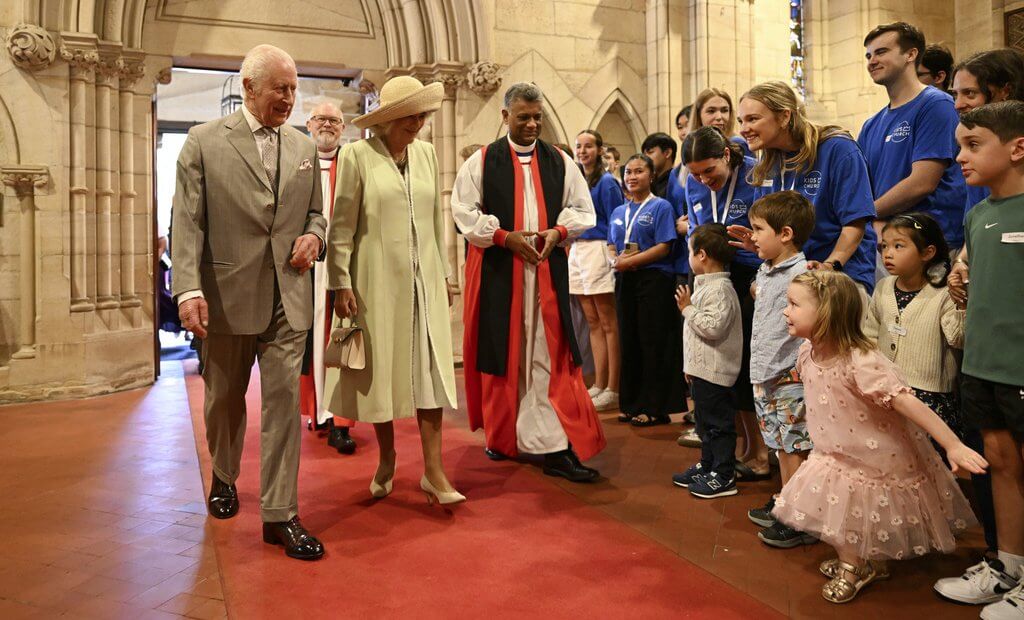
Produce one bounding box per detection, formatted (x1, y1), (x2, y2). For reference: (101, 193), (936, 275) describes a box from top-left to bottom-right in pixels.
(507, 135), (536, 154)
(241, 105), (279, 136)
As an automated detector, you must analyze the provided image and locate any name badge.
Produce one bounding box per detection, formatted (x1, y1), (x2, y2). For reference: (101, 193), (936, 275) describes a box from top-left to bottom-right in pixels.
(693, 202), (703, 212)
(624, 242), (640, 255)
(888, 324), (908, 337)
(1002, 232), (1024, 243)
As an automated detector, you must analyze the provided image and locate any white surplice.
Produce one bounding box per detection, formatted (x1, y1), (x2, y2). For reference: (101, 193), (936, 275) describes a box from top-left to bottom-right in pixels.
(310, 153), (337, 425)
(451, 137), (596, 454)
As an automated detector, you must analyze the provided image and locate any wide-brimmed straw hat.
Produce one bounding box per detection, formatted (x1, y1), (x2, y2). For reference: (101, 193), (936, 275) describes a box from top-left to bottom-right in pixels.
(352, 76), (443, 129)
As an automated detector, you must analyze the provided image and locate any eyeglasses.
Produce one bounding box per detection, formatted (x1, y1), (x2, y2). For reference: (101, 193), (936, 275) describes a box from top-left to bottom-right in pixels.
(311, 115), (343, 126)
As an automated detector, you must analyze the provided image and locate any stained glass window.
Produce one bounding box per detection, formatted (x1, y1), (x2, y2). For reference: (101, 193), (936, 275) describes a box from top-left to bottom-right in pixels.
(790, 0), (806, 97)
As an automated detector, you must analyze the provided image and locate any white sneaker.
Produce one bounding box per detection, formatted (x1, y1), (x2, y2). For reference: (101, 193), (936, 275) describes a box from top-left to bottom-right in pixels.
(593, 390), (619, 412)
(981, 578), (1024, 620)
(934, 558), (1019, 605)
(587, 385), (604, 398)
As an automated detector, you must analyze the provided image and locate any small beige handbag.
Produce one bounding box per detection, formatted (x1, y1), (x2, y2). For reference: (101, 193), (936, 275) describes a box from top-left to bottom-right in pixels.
(324, 317), (365, 370)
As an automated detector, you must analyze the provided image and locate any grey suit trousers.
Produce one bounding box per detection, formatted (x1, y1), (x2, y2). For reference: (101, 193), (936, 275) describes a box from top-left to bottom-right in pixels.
(201, 284), (307, 523)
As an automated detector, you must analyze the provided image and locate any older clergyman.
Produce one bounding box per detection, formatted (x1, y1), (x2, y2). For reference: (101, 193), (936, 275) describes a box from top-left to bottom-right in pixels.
(172, 44), (326, 560)
(300, 102), (357, 456)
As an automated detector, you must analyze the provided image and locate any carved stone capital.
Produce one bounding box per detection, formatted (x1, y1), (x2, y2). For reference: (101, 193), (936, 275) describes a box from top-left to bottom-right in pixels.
(6, 24), (57, 71)
(60, 45), (99, 73)
(94, 54), (124, 85)
(156, 66), (172, 85)
(1, 165), (49, 197)
(467, 61), (502, 97)
(432, 72), (465, 98)
(120, 56), (146, 89)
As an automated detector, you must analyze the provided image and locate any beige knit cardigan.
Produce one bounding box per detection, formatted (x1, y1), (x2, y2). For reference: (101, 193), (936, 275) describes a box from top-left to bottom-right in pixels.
(863, 276), (964, 393)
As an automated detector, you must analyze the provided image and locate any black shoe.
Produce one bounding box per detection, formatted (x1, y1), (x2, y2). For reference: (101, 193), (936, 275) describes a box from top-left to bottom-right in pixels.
(328, 426), (356, 455)
(484, 447), (508, 461)
(671, 462), (705, 488)
(207, 473), (238, 519)
(687, 472), (738, 499)
(757, 521), (818, 548)
(262, 516), (325, 560)
(542, 450), (599, 483)
(748, 497), (777, 528)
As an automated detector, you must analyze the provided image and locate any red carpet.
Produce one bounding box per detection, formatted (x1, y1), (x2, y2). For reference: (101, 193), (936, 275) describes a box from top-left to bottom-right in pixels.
(184, 362), (780, 619)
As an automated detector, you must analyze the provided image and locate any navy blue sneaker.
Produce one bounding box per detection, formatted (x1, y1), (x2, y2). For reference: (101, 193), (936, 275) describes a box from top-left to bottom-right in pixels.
(687, 472), (738, 499)
(672, 462), (705, 488)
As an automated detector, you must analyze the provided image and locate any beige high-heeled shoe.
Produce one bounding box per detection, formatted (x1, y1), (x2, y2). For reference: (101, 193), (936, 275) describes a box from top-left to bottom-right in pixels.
(420, 475), (465, 505)
(370, 461), (396, 498)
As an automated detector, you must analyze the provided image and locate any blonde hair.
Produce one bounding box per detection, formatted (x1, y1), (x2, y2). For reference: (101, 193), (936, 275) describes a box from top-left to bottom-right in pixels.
(739, 81), (851, 186)
(791, 271), (874, 353)
(690, 88), (737, 137)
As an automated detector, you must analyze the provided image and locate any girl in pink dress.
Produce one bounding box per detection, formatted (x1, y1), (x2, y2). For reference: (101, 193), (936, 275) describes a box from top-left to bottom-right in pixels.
(774, 270), (988, 604)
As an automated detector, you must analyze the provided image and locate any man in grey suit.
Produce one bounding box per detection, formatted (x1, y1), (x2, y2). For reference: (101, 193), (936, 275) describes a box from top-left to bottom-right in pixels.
(172, 44), (326, 560)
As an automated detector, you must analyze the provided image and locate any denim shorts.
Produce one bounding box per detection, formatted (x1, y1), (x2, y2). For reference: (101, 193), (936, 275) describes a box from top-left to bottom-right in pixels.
(753, 369), (812, 454)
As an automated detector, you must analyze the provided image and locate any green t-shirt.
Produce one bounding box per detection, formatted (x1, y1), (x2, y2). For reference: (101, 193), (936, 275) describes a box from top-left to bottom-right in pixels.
(963, 192), (1024, 385)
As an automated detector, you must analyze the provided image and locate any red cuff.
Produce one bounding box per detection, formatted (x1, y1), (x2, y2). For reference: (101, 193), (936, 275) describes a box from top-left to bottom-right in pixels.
(553, 225), (568, 242)
(493, 228), (509, 248)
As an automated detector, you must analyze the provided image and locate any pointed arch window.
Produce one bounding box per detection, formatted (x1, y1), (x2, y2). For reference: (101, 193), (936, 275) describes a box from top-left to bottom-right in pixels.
(790, 0), (806, 97)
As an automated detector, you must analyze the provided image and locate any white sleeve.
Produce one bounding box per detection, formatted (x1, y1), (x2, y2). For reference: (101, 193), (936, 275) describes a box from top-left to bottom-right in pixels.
(556, 150), (596, 239)
(451, 149), (501, 248)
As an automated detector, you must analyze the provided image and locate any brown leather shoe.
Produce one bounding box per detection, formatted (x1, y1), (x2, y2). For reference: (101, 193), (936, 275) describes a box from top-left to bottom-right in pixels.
(207, 473), (238, 519)
(262, 516), (324, 561)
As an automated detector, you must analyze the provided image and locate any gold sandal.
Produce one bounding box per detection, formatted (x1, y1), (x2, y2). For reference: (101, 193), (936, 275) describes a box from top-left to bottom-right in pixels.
(820, 558), (890, 581)
(821, 561), (882, 604)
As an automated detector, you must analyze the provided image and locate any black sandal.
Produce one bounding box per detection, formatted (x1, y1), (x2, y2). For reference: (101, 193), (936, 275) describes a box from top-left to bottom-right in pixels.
(630, 414), (671, 427)
(734, 461), (772, 481)
(617, 413), (634, 423)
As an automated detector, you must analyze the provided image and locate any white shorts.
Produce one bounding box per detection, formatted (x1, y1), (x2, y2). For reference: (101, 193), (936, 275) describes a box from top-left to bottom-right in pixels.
(568, 239), (615, 295)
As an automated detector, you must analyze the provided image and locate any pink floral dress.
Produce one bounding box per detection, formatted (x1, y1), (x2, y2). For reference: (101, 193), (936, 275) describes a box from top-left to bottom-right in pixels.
(772, 343), (977, 560)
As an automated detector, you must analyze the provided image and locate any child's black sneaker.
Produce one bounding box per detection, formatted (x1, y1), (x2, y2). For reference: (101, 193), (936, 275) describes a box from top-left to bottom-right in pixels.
(687, 472), (738, 499)
(748, 497), (776, 527)
(757, 521), (818, 548)
(671, 462), (704, 487)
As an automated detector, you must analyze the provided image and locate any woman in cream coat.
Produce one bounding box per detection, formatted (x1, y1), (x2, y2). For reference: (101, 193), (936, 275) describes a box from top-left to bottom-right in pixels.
(326, 76), (463, 504)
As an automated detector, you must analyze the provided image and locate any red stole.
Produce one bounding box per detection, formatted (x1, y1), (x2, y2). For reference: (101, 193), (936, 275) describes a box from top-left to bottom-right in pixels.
(463, 143), (606, 461)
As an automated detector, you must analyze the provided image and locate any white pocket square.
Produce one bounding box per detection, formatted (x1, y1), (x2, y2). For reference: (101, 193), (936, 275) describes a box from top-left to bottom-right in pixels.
(299, 158), (313, 170)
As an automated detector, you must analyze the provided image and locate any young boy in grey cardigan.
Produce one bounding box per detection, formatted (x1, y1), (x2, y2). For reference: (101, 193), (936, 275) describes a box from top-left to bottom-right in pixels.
(672, 223), (742, 499)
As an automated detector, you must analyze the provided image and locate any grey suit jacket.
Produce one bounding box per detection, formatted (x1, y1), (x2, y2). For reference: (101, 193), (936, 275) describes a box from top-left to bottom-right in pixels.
(171, 109), (326, 334)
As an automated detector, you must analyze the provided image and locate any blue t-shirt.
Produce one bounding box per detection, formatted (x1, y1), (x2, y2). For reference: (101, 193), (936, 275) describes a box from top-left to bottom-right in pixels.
(754, 136), (878, 292)
(665, 165), (689, 274)
(732, 135), (753, 158)
(607, 196), (678, 275)
(858, 87), (967, 248)
(579, 172), (625, 241)
(685, 155), (762, 269)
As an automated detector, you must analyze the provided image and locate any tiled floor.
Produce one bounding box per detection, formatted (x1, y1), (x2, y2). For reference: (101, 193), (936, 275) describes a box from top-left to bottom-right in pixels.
(0, 362), (989, 618)
(0, 363), (225, 619)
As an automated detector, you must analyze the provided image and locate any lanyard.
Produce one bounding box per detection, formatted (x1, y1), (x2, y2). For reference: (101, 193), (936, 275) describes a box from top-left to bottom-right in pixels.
(779, 163), (798, 191)
(709, 170), (739, 224)
(624, 194), (655, 244)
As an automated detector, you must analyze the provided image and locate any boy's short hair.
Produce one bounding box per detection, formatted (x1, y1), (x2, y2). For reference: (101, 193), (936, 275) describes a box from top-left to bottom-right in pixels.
(864, 22), (926, 66)
(748, 190), (816, 249)
(690, 223), (737, 264)
(960, 100), (1024, 143)
(921, 44), (954, 90)
(641, 132), (677, 162)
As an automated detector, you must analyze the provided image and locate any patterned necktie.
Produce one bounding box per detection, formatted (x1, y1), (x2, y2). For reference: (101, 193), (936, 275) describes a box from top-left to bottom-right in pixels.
(258, 126), (278, 190)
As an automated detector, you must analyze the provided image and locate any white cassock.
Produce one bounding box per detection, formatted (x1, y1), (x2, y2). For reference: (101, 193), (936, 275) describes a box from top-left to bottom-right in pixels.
(309, 152), (338, 426)
(451, 137), (596, 454)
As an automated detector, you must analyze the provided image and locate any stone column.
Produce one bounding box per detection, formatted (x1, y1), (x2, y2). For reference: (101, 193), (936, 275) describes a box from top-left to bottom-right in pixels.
(1, 166), (48, 360)
(119, 53), (145, 308)
(94, 48), (123, 310)
(61, 37), (99, 312)
(434, 69), (464, 293)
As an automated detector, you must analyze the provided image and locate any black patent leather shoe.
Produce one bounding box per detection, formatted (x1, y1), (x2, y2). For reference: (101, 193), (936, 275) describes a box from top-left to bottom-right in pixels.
(542, 450), (599, 483)
(327, 426), (357, 455)
(484, 447), (508, 461)
(207, 473), (238, 519)
(262, 516), (325, 560)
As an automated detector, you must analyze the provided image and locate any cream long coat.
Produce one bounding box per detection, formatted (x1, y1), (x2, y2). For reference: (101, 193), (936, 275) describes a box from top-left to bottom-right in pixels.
(325, 137), (457, 422)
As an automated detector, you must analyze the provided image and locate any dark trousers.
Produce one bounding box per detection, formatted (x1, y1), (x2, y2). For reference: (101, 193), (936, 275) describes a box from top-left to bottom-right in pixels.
(691, 376), (737, 479)
(617, 269), (686, 416)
